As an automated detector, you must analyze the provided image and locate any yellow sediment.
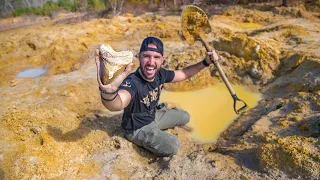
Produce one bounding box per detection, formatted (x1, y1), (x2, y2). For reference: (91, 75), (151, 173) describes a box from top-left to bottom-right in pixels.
(237, 22), (262, 29)
(161, 83), (262, 143)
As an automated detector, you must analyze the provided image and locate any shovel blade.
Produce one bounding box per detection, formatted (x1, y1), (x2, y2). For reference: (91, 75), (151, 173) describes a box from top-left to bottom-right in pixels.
(181, 5), (211, 45)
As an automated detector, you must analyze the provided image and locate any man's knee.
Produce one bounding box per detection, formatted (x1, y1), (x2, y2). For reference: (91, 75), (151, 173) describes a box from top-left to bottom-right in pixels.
(171, 137), (180, 155)
(161, 137), (180, 157)
(180, 110), (190, 126)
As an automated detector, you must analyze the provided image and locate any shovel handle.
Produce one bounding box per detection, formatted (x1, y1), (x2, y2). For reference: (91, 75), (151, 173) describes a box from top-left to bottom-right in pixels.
(198, 37), (236, 96)
(198, 37), (247, 114)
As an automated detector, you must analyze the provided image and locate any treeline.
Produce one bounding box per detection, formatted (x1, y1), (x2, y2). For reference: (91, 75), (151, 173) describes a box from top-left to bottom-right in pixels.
(12, 0), (106, 17)
(11, 0), (189, 17)
(10, 0), (313, 17)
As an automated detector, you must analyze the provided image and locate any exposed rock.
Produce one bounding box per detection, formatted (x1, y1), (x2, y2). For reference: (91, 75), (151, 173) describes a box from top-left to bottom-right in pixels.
(298, 116), (320, 138)
(264, 57), (320, 96)
(277, 51), (308, 76)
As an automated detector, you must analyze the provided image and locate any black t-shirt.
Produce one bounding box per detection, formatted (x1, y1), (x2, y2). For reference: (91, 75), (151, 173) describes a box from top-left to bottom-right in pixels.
(119, 68), (175, 133)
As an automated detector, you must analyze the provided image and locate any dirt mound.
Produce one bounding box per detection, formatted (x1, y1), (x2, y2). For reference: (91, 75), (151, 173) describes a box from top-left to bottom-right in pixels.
(164, 45), (219, 91)
(264, 57), (320, 96)
(258, 136), (320, 179)
(223, 5), (281, 24)
(211, 33), (279, 85)
(123, 14), (182, 40)
(271, 5), (308, 18)
(305, 0), (320, 12)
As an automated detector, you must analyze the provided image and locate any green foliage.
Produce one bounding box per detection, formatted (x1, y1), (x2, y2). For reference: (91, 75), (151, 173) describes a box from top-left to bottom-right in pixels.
(43, 1), (59, 13)
(12, 6), (52, 17)
(57, 0), (77, 11)
(11, 0), (109, 17)
(87, 0), (106, 10)
(11, 0), (78, 17)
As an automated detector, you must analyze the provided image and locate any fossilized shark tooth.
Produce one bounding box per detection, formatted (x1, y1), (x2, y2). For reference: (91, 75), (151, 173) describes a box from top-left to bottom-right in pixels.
(99, 44), (133, 85)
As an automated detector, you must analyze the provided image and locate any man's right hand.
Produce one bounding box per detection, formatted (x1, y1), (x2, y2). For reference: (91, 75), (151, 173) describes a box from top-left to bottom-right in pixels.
(205, 49), (220, 65)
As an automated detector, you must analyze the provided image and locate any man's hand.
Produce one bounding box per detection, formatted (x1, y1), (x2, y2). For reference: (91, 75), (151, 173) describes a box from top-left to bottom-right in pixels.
(95, 49), (133, 93)
(205, 49), (219, 65)
(94, 49), (133, 111)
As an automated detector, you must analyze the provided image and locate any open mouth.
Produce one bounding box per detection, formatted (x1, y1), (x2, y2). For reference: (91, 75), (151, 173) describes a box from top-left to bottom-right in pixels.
(145, 66), (156, 75)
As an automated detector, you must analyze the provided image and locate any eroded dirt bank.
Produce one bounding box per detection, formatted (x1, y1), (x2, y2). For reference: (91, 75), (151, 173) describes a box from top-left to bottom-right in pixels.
(0, 3), (319, 179)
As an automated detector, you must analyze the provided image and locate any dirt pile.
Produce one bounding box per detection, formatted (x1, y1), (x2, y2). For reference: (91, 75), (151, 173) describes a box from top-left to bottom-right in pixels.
(272, 5), (308, 18)
(258, 136), (319, 179)
(0, 3), (320, 179)
(222, 5), (281, 24)
(211, 33), (279, 85)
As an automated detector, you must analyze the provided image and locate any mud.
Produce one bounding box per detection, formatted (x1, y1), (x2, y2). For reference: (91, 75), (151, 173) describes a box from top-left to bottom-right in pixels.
(161, 84), (262, 143)
(0, 3), (319, 180)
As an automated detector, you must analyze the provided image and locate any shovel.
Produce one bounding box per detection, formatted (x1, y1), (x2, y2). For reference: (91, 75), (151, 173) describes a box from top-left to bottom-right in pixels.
(181, 5), (247, 114)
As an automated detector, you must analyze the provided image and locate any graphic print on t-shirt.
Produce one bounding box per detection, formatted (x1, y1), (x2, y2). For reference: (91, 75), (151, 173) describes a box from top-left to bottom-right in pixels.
(140, 84), (163, 108)
(121, 81), (131, 87)
(119, 68), (174, 132)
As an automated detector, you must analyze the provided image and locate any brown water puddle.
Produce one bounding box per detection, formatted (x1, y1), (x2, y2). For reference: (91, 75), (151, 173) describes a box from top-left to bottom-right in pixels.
(237, 22), (262, 29)
(161, 83), (262, 143)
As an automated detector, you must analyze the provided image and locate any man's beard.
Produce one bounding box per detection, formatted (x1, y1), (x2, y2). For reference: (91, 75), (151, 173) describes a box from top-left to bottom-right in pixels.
(140, 65), (159, 81)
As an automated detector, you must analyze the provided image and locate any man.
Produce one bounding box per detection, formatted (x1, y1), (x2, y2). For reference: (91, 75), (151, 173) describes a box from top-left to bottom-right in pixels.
(95, 37), (218, 156)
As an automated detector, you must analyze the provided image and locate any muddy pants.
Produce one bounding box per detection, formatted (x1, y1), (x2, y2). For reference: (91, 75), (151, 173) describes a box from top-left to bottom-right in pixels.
(124, 107), (190, 157)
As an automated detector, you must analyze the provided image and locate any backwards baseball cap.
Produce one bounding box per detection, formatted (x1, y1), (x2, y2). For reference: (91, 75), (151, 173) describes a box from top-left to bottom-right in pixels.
(139, 37), (164, 56)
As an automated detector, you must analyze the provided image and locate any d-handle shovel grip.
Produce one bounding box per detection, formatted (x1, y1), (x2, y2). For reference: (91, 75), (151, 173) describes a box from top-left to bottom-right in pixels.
(232, 94), (247, 114)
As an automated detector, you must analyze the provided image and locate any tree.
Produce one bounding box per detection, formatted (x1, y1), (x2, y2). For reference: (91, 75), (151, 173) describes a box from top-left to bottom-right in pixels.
(107, 0), (125, 15)
(281, 0), (288, 7)
(161, 0), (167, 9)
(192, 0), (203, 5)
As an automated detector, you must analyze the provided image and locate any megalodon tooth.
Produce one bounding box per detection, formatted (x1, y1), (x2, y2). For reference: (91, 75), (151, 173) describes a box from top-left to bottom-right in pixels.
(99, 44), (133, 85)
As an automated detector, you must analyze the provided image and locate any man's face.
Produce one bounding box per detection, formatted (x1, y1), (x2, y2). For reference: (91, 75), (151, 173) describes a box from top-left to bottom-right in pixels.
(139, 43), (164, 81)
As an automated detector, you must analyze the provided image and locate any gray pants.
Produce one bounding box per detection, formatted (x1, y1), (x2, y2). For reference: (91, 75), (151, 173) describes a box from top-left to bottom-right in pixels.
(124, 107), (190, 157)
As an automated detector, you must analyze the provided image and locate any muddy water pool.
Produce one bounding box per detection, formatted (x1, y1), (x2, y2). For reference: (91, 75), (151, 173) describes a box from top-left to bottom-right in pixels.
(16, 68), (47, 78)
(161, 83), (262, 143)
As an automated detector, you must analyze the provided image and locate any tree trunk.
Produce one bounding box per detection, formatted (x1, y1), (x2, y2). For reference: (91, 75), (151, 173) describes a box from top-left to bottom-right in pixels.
(281, 0), (288, 6)
(107, 0), (125, 15)
(117, 0), (125, 15)
(162, 0), (167, 8)
(192, 0), (202, 6)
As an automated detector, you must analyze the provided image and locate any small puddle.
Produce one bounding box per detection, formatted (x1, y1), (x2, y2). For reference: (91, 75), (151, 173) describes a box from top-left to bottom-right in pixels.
(17, 68), (47, 78)
(161, 83), (262, 143)
(238, 22), (262, 29)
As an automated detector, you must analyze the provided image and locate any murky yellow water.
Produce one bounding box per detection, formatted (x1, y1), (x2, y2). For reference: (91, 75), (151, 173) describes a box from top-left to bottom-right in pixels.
(238, 22), (262, 29)
(161, 83), (262, 143)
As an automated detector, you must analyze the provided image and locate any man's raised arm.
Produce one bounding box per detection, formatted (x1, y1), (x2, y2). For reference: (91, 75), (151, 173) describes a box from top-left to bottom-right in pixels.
(95, 49), (133, 111)
(171, 50), (219, 83)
